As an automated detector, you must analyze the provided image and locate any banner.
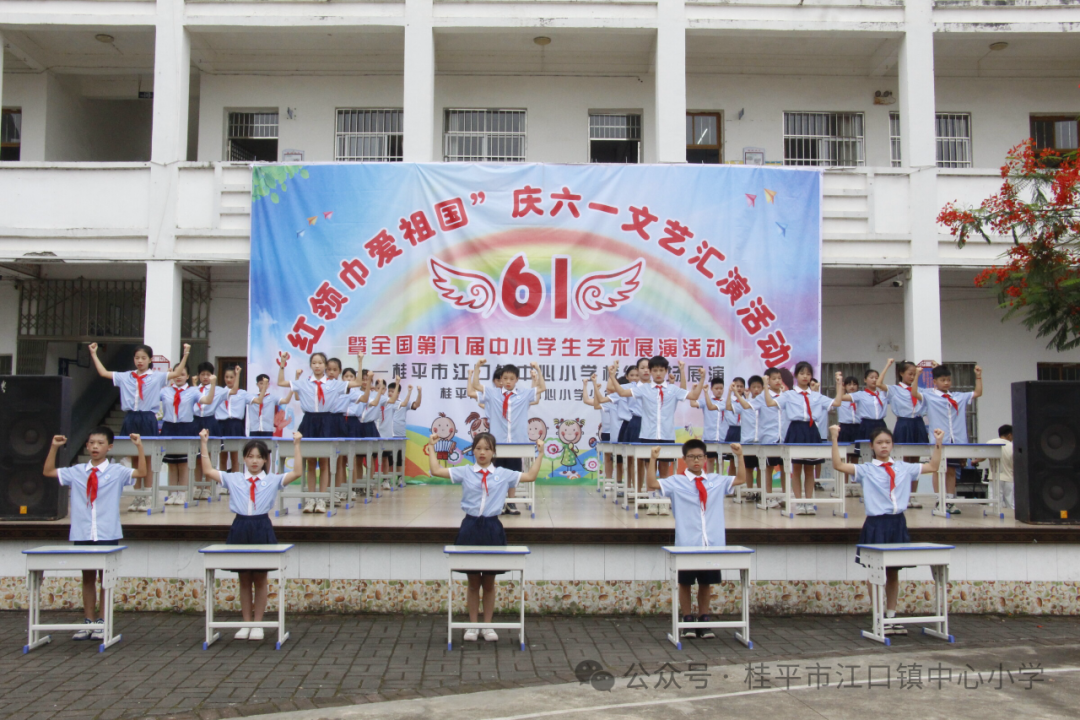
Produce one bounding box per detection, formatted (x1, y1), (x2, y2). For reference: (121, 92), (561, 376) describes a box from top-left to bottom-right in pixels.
(249, 164), (822, 483)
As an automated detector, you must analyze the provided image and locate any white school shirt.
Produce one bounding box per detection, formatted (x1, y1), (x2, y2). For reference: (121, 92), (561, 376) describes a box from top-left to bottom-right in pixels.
(738, 397), (760, 442)
(855, 458), (919, 516)
(628, 383), (644, 417)
(221, 470), (288, 516)
(193, 383), (226, 419)
(330, 383), (354, 415)
(376, 397), (398, 437)
(776, 389), (831, 441)
(923, 388), (975, 444)
(837, 397), (858, 425)
(216, 388), (252, 421)
(887, 383), (925, 419)
(984, 438), (1013, 482)
(480, 386), (537, 443)
(598, 396), (615, 436)
(630, 382), (689, 441)
(342, 387), (367, 418)
(852, 388), (887, 422)
(701, 397), (730, 444)
(289, 375), (347, 414)
(247, 393), (282, 433)
(361, 395), (387, 424)
(449, 464), (521, 517)
(58, 460), (136, 542)
(160, 384), (203, 424)
(113, 370), (169, 413)
(749, 391), (782, 444)
(392, 402), (410, 437)
(657, 470), (736, 547)
(614, 394), (632, 422)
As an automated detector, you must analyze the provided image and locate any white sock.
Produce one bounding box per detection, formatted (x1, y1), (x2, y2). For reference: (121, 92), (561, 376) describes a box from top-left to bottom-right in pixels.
(885, 610), (896, 618)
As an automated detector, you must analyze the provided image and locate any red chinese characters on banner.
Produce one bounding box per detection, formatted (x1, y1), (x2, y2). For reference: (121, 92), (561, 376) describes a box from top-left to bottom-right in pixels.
(757, 331), (791, 365)
(343, 335), (730, 360)
(466, 337), (485, 356)
(682, 338), (701, 358)
(418, 335), (436, 355)
(370, 335), (392, 355)
(396, 335), (414, 354)
(309, 281), (348, 321)
(288, 316), (325, 353)
(348, 336), (367, 355)
(365, 230), (403, 268)
(736, 297), (776, 336)
(717, 266), (751, 306)
(399, 211), (436, 247)
(512, 186), (544, 218)
(339, 259), (370, 290)
(550, 187), (582, 218)
(434, 198), (468, 231)
(659, 220), (692, 257)
(688, 240), (727, 280)
(621, 206), (659, 240)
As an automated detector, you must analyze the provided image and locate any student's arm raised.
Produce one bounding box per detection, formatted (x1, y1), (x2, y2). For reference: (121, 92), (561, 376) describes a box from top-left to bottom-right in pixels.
(346, 354), (366, 388)
(427, 433), (452, 480)
(88, 343), (113, 380)
(276, 351), (292, 388)
(973, 365), (983, 399)
(645, 446), (663, 491)
(921, 429), (945, 475)
(198, 429), (224, 483)
(43, 436), (66, 478)
(130, 434), (148, 479)
(519, 438), (547, 483)
(411, 386), (422, 411)
(730, 443), (748, 487)
(198, 376), (218, 404)
(283, 432), (305, 484)
(168, 344), (193, 379)
(609, 360), (633, 397)
(832, 371), (848, 407)
(531, 362), (547, 395)
(877, 358), (894, 392)
(829, 425), (858, 475)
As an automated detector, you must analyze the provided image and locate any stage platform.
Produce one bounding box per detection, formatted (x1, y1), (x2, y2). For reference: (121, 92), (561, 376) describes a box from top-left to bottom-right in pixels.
(2, 484), (1078, 545)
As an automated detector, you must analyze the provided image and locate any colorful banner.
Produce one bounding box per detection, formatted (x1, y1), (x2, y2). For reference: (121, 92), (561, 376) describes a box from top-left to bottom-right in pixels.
(249, 164), (822, 482)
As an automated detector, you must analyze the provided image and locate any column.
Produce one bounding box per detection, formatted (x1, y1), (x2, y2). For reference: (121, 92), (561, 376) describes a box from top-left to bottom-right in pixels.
(144, 262), (183, 365)
(654, 0), (687, 163)
(898, 0), (941, 362)
(403, 0), (435, 162)
(0, 31), (5, 121)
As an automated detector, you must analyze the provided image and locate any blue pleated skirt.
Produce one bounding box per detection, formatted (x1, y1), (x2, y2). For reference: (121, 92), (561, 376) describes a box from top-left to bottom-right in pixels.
(161, 420), (197, 464)
(344, 416), (365, 438)
(227, 514), (278, 544)
(618, 415), (642, 443)
(785, 422), (825, 464)
(121, 410), (159, 437)
(220, 418), (245, 437)
(360, 421), (379, 438)
(838, 423), (862, 443)
(298, 412), (334, 438)
(893, 416), (930, 444)
(455, 515), (508, 575)
(855, 513), (910, 565)
(859, 418), (887, 440)
(724, 426), (742, 443)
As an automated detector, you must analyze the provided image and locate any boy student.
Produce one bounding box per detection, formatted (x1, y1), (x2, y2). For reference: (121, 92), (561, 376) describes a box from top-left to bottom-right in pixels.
(730, 373), (785, 507)
(248, 373), (287, 437)
(646, 439), (747, 638)
(43, 429), (148, 640)
(691, 376), (728, 474)
(923, 362), (983, 514)
(468, 358), (547, 516)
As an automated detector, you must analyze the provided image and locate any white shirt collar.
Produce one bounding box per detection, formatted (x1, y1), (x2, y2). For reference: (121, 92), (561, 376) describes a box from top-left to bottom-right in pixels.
(87, 458), (110, 472)
(472, 463), (494, 473)
(133, 370), (151, 378)
(501, 387), (517, 396)
(932, 388), (950, 397)
(684, 468), (707, 480)
(871, 457), (893, 466)
(309, 375), (326, 383)
(899, 381), (913, 390)
(243, 470), (267, 481)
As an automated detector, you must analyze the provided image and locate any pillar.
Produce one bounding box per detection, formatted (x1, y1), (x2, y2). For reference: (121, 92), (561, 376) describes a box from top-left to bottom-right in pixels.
(403, 0), (435, 162)
(0, 31), (5, 122)
(898, 0), (941, 362)
(144, 262), (184, 365)
(654, 0), (687, 163)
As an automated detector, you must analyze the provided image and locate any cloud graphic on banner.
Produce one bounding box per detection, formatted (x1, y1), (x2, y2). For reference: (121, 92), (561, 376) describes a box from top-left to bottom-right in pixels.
(573, 260), (645, 319)
(429, 258), (500, 317)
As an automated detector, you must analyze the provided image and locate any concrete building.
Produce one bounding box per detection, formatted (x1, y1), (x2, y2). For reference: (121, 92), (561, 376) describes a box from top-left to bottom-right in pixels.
(1, 0), (1078, 438)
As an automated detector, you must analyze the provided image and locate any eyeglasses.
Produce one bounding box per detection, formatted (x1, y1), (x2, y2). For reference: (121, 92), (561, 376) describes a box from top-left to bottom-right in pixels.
(684, 454), (706, 460)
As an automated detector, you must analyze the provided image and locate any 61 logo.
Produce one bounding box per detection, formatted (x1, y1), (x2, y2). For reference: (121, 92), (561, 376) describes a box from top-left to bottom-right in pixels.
(429, 254), (644, 322)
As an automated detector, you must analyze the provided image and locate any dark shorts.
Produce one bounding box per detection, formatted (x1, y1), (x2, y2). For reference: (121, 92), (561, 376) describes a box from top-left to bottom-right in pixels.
(74, 539), (120, 546)
(494, 458), (523, 472)
(679, 570), (722, 586)
(744, 455), (760, 469)
(838, 423), (862, 444)
(381, 450), (404, 466)
(600, 432), (610, 442)
(454, 515), (508, 576)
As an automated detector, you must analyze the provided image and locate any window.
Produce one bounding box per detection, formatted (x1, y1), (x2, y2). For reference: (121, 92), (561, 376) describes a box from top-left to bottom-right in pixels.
(589, 113), (641, 164)
(888, 112), (972, 168)
(783, 112), (864, 167)
(1031, 115), (1079, 153)
(227, 111), (279, 162)
(935, 113), (972, 168)
(945, 361), (979, 441)
(0, 355), (11, 375)
(1037, 362), (1080, 381)
(686, 112), (721, 164)
(335, 109), (403, 162)
(1, 109), (20, 161)
(444, 110), (526, 162)
(889, 112), (901, 168)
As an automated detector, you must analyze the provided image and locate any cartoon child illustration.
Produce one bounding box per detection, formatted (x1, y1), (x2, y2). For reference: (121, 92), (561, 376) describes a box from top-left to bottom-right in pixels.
(554, 417), (586, 476)
(430, 412), (458, 465)
(528, 417), (549, 444)
(461, 411), (491, 459)
(273, 404), (294, 438)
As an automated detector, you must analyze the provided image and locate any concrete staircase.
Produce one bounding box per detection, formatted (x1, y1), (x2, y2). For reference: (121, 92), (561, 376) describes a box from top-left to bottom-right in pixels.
(76, 400), (128, 466)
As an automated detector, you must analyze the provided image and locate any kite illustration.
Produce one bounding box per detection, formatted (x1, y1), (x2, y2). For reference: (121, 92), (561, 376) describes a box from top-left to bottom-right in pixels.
(764, 189), (777, 204)
(776, 222), (787, 237)
(745, 194), (757, 207)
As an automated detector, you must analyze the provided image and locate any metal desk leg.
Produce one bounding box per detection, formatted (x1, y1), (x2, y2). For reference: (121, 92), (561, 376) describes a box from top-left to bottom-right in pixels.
(447, 569), (453, 651)
(99, 585), (122, 652)
(518, 569), (526, 651)
(667, 572), (681, 649)
(203, 568), (220, 650)
(276, 568), (289, 649)
(735, 568), (752, 648)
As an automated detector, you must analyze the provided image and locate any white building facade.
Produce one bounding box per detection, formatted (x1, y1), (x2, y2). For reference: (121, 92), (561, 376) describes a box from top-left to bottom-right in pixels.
(1, 0), (1079, 436)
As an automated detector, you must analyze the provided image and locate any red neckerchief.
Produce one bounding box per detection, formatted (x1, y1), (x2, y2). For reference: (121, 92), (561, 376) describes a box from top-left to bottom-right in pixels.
(943, 393), (959, 412)
(655, 384), (664, 406)
(881, 461), (896, 493)
(865, 388), (883, 408)
(173, 386), (183, 418)
(87, 466), (100, 507)
(479, 468), (490, 495)
(313, 379), (325, 406)
(900, 382), (918, 408)
(693, 474), (707, 510)
(131, 372), (146, 400)
(800, 390), (814, 426)
(502, 391), (511, 420)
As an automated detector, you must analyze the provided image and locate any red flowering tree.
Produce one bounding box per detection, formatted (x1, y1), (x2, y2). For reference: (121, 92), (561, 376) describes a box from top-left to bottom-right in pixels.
(938, 139), (1080, 351)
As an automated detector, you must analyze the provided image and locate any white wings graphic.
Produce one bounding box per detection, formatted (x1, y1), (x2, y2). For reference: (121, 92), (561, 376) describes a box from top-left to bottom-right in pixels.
(573, 260), (645, 319)
(428, 258), (500, 318)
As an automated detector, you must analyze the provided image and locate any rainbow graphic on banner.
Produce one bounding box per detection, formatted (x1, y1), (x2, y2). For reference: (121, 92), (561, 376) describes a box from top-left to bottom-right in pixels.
(249, 163), (822, 483)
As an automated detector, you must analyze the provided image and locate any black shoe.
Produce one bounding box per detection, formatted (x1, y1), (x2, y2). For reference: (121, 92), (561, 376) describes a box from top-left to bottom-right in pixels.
(946, 503), (961, 515)
(884, 623), (908, 636)
(680, 614), (697, 638)
(697, 614), (716, 639)
(502, 503), (521, 516)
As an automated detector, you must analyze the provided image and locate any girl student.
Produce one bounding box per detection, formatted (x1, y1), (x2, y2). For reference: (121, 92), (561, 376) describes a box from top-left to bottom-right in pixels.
(191, 362), (227, 501)
(764, 361), (834, 515)
(199, 428), (304, 641)
(849, 368), (888, 441)
(607, 360), (646, 492)
(692, 376), (729, 474)
(341, 368), (376, 500)
(276, 350), (365, 514)
(159, 364), (216, 507)
(585, 373), (621, 487)
(362, 378), (393, 490)
(331, 366), (357, 504)
(722, 377), (746, 479)
(877, 358), (929, 509)
(427, 430), (545, 643)
(830, 424), (944, 636)
(216, 364), (251, 483)
(90, 341), (192, 502)
(831, 371), (865, 496)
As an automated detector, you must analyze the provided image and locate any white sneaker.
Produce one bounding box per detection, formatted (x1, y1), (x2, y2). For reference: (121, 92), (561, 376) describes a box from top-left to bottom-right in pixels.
(234, 627), (250, 640)
(482, 628), (499, 642)
(795, 504), (805, 515)
(646, 504), (658, 516)
(128, 499), (141, 512)
(90, 619), (104, 641)
(303, 498), (316, 513)
(806, 504), (817, 515)
(349, 491), (358, 501)
(908, 498), (923, 509)
(73, 618), (94, 640)
(382, 481), (392, 490)
(176, 491), (188, 506)
(659, 504), (670, 516)
(766, 497), (780, 509)
(163, 493), (176, 505)
(249, 627), (264, 641)
(315, 499), (327, 514)
(333, 491), (345, 503)
(463, 628), (479, 642)
(220, 486), (229, 495)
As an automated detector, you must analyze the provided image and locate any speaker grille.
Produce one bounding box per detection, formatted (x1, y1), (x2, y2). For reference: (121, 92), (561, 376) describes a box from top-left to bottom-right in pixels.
(8, 414), (50, 461)
(6, 469), (46, 509)
(1039, 422), (1077, 463)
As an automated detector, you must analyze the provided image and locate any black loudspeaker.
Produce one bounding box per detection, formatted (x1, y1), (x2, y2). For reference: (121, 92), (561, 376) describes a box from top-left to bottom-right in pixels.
(0, 376), (71, 520)
(1013, 381), (1080, 524)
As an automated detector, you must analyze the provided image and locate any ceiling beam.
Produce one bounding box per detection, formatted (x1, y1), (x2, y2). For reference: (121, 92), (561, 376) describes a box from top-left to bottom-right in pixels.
(2, 37), (46, 73)
(0, 263), (42, 280)
(868, 37), (900, 77)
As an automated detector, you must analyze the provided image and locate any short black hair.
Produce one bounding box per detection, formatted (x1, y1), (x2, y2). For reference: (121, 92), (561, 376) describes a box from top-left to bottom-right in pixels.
(732, 376), (746, 386)
(501, 364), (520, 380)
(843, 375), (860, 387)
(88, 426), (115, 444)
(256, 373), (270, 383)
(710, 377), (725, 387)
(327, 357), (342, 370)
(895, 361), (916, 380)
(388, 382), (399, 391)
(242, 439), (272, 470)
(197, 361), (215, 375)
(133, 344), (154, 360)
(682, 438), (707, 457)
(999, 424), (1013, 437)
(748, 375), (764, 387)
(648, 356), (670, 370)
(764, 367), (781, 379)
(931, 364), (951, 380)
(869, 427), (894, 443)
(864, 368), (879, 380)
(794, 361), (813, 378)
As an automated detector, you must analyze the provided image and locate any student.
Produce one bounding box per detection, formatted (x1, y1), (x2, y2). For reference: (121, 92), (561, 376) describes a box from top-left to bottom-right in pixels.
(468, 359), (546, 516)
(834, 375), (863, 443)
(754, 368), (786, 493)
(831, 424), (944, 635)
(199, 428), (303, 640)
(377, 378), (407, 484)
(765, 361), (833, 515)
(43, 428), (147, 640)
(324, 358), (348, 439)
(923, 363), (983, 513)
(89, 342), (190, 501)
(160, 365), (216, 506)
(587, 373), (621, 486)
(984, 424), (1014, 510)
(850, 368), (888, 441)
(878, 359), (928, 508)
(277, 350), (365, 513)
(692, 377), (728, 474)
(188, 362), (226, 501)
(216, 364), (251, 481)
(392, 384), (421, 441)
(248, 374), (287, 438)
(427, 430), (544, 642)
(329, 367), (358, 503)
(362, 379), (391, 490)
(721, 377), (745, 478)
(645, 439), (747, 638)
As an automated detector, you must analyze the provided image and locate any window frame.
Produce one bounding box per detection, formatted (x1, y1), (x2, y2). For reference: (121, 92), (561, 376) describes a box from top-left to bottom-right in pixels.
(1037, 362), (1080, 382)
(686, 111), (723, 164)
(888, 111), (974, 168)
(334, 108), (404, 162)
(1030, 114), (1080, 153)
(588, 112), (643, 164)
(225, 110), (280, 162)
(935, 112), (973, 169)
(1, 108), (21, 162)
(443, 108), (528, 163)
(782, 111), (866, 168)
